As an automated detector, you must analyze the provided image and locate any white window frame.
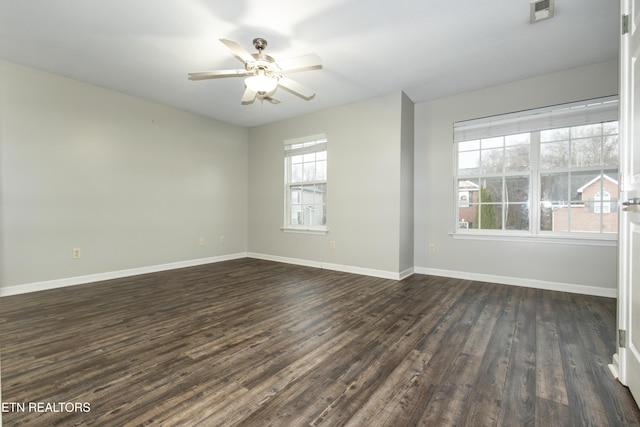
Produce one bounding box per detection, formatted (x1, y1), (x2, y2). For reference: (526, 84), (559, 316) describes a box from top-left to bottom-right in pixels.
(452, 96), (619, 245)
(282, 134), (328, 234)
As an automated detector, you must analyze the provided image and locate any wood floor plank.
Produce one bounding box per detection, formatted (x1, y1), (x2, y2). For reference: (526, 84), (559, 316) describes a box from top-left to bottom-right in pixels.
(535, 396), (571, 427)
(498, 287), (537, 427)
(555, 298), (610, 426)
(458, 284), (521, 426)
(1, 258), (639, 426)
(535, 289), (569, 407)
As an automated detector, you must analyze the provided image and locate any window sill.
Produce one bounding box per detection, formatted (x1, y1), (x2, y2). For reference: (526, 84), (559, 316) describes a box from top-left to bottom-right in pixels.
(450, 231), (617, 247)
(281, 227), (329, 235)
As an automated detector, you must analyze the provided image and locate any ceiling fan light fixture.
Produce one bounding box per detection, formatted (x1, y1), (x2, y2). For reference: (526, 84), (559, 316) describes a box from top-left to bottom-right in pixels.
(245, 70), (278, 93)
(189, 37), (321, 104)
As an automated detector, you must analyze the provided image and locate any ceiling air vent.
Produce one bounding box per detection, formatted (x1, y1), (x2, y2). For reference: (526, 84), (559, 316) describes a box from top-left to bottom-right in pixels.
(530, 0), (554, 23)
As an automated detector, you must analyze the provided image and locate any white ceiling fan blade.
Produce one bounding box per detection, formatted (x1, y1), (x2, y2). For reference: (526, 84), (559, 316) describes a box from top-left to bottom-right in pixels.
(241, 87), (257, 104)
(220, 38), (255, 64)
(277, 76), (316, 99)
(276, 54), (322, 74)
(188, 69), (252, 80)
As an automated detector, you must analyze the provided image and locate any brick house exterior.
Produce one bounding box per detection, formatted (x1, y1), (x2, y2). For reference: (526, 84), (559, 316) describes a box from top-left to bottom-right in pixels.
(551, 174), (618, 233)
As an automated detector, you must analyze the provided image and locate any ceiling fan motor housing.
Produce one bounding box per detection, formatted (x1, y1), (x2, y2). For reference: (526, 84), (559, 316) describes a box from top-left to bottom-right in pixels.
(253, 38), (268, 52)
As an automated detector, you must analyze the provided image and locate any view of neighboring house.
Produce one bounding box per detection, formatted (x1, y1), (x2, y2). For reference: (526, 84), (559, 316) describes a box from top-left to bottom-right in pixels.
(551, 174), (618, 233)
(458, 174), (618, 233)
(458, 180), (479, 229)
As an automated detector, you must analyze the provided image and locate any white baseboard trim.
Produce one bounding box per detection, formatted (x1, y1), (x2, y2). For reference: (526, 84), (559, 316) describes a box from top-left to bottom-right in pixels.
(414, 267), (617, 298)
(1, 255), (615, 298)
(247, 252), (412, 281)
(0, 253), (248, 297)
(247, 252), (323, 269)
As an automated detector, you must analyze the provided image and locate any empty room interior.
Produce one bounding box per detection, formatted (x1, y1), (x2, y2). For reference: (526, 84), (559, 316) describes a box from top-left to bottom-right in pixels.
(2, 0), (640, 426)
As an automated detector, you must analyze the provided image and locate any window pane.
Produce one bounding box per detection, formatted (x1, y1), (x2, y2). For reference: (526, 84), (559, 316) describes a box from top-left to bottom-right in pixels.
(458, 179), (479, 229)
(540, 173), (568, 232)
(458, 151), (480, 175)
(571, 138), (602, 168)
(290, 205), (303, 225)
(315, 182), (327, 198)
(303, 162), (316, 181)
(540, 141), (569, 170)
(316, 160), (327, 180)
(478, 204), (502, 229)
(505, 133), (530, 146)
(482, 178), (503, 203)
(506, 204), (529, 230)
(478, 179), (502, 230)
(571, 123), (602, 138)
(291, 187), (301, 204)
(312, 204), (326, 226)
(505, 176), (529, 202)
(505, 145), (530, 172)
(541, 173), (569, 203)
(603, 135), (619, 167)
(481, 148), (504, 174)
(301, 184), (316, 204)
(571, 171), (598, 202)
(541, 127), (569, 142)
(603, 121), (619, 135)
(459, 140), (480, 151)
(565, 171), (603, 232)
(539, 203), (554, 231)
(481, 137), (503, 149)
(291, 164), (303, 182)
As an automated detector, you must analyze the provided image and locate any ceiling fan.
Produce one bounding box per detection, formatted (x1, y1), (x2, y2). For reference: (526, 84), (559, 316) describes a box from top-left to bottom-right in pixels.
(188, 38), (322, 105)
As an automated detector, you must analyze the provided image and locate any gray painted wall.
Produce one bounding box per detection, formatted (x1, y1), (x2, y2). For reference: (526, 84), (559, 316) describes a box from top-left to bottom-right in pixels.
(414, 60), (619, 291)
(248, 92), (412, 276)
(0, 59), (620, 294)
(1, 61), (248, 288)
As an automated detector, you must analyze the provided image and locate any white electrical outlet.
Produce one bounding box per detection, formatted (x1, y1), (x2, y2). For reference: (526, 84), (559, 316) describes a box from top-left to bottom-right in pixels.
(429, 243), (436, 253)
(199, 237), (205, 246)
(219, 236), (225, 245)
(329, 240), (336, 249)
(72, 248), (81, 259)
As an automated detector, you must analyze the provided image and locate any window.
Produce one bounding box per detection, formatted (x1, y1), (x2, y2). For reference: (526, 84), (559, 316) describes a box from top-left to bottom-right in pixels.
(283, 134), (327, 233)
(454, 96), (618, 239)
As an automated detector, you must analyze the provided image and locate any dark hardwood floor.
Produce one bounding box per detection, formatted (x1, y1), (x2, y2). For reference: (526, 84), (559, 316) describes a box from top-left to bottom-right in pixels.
(1, 258), (639, 426)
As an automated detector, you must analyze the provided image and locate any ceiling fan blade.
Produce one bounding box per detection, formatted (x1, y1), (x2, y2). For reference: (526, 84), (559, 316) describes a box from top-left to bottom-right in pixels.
(241, 87), (257, 104)
(276, 54), (323, 74)
(188, 69), (252, 80)
(220, 38), (255, 64)
(277, 76), (316, 99)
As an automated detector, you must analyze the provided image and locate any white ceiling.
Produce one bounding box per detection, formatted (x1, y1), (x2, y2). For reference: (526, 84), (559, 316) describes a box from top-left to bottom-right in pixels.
(0, 0), (619, 128)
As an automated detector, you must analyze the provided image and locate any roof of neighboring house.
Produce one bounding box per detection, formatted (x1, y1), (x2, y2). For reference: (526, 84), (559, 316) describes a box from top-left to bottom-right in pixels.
(577, 174), (618, 194)
(459, 180), (480, 191)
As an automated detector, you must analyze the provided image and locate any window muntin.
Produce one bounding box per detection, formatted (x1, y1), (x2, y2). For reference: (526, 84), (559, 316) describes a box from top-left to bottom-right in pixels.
(284, 135), (327, 232)
(454, 97), (618, 238)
